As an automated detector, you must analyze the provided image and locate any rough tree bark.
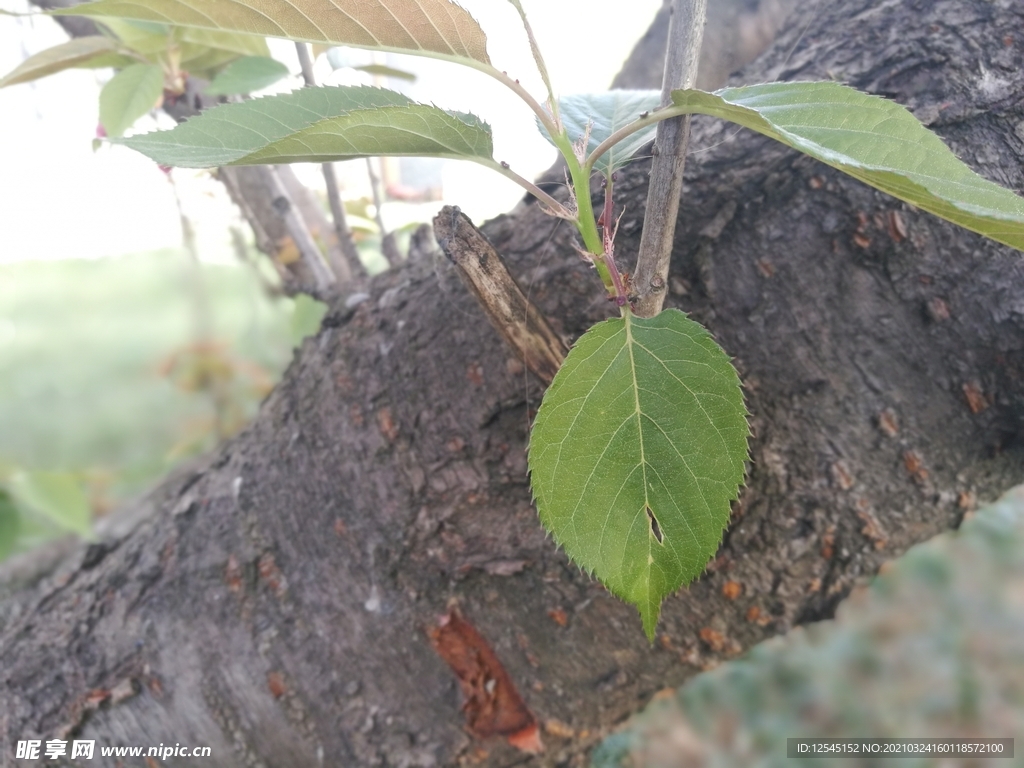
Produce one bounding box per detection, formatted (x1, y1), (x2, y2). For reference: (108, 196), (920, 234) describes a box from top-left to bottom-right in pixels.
(3, 1), (1023, 766)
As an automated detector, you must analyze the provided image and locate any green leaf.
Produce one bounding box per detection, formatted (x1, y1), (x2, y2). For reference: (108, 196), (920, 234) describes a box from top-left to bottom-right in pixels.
(79, 51), (141, 70)
(177, 27), (269, 58)
(99, 18), (170, 55)
(544, 91), (662, 176)
(351, 64), (417, 82)
(99, 62), (164, 137)
(58, 0), (491, 67)
(205, 55), (289, 95)
(177, 44), (240, 77)
(7, 471), (92, 538)
(670, 81), (1024, 253)
(0, 36), (124, 88)
(117, 85), (493, 167)
(528, 309), (749, 639)
(290, 294), (328, 345)
(0, 491), (20, 562)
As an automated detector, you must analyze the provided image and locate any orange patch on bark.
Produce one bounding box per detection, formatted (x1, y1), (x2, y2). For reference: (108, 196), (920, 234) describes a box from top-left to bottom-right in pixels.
(427, 607), (543, 754)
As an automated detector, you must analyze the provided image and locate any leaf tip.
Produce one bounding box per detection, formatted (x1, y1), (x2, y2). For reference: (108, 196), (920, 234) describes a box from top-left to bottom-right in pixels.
(640, 601), (661, 643)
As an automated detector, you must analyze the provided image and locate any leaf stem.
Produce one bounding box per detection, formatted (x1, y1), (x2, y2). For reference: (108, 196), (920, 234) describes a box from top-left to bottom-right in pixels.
(553, 134), (614, 295)
(479, 159), (573, 219)
(470, 61), (558, 139)
(584, 105), (683, 176)
(505, 0), (560, 130)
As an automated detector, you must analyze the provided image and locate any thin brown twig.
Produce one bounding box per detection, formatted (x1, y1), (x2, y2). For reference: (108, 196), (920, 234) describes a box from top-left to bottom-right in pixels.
(295, 41), (366, 282)
(364, 157), (403, 268)
(322, 161), (366, 280)
(631, 0), (707, 318)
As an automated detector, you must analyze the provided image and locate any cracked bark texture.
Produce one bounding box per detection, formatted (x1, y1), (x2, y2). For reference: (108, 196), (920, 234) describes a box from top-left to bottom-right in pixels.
(3, 0), (1024, 766)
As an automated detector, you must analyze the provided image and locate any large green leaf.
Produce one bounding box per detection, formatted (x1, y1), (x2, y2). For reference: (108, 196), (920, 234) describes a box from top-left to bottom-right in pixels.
(99, 62), (164, 137)
(117, 85), (493, 167)
(545, 91), (662, 176)
(58, 0), (490, 67)
(0, 36), (128, 88)
(528, 309), (748, 639)
(7, 471), (92, 538)
(669, 82), (1024, 252)
(204, 55), (289, 95)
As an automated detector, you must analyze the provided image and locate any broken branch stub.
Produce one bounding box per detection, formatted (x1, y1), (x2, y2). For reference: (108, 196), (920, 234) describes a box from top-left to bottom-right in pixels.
(433, 206), (566, 385)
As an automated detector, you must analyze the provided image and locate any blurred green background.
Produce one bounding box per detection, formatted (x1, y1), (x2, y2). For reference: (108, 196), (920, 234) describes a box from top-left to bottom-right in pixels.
(0, 247), (326, 561)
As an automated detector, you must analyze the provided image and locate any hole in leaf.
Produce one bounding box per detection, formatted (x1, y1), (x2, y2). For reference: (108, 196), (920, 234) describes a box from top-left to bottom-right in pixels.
(646, 507), (664, 544)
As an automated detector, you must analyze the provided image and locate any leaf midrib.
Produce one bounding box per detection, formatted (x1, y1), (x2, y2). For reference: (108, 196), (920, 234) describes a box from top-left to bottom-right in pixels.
(624, 313), (653, 573)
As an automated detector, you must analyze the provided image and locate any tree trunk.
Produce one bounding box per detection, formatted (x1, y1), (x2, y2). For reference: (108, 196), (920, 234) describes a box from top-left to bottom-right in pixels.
(3, 1), (1023, 766)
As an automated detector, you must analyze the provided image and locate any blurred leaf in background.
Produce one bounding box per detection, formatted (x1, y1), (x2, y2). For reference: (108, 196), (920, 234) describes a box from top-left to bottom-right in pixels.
(0, 469), (91, 559)
(290, 294), (328, 346)
(0, 491), (20, 561)
(98, 61), (163, 137)
(204, 54), (289, 96)
(1, 16), (284, 139)
(0, 249), (311, 563)
(0, 36), (133, 88)
(7, 469), (91, 536)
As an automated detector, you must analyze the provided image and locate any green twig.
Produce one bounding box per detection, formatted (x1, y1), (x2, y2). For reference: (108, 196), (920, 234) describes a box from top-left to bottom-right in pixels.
(553, 133), (614, 295)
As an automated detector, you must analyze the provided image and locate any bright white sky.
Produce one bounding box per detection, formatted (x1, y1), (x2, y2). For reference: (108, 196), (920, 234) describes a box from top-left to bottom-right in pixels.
(0, 0), (662, 262)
